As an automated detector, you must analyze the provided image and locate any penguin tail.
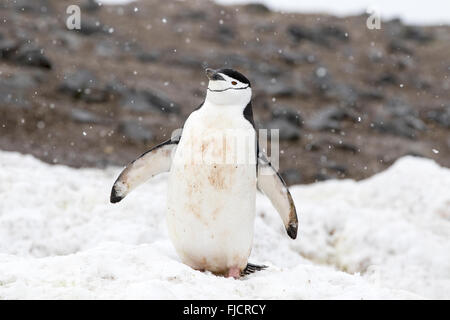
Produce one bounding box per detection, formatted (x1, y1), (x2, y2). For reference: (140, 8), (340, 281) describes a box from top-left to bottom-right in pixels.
(241, 263), (268, 276)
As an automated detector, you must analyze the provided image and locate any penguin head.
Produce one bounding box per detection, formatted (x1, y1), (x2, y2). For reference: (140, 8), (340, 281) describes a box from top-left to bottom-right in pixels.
(205, 68), (251, 106)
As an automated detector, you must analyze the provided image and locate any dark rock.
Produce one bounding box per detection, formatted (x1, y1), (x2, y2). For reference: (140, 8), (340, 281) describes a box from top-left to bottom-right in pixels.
(120, 90), (154, 112)
(375, 72), (398, 86)
(0, 38), (19, 58)
(403, 116), (426, 131)
(308, 139), (359, 154)
(80, 0), (101, 12)
(136, 50), (162, 63)
(60, 70), (97, 95)
(287, 24), (348, 47)
(11, 0), (52, 14)
(305, 141), (321, 152)
(118, 121), (153, 143)
(384, 18), (404, 38)
(263, 82), (296, 97)
(287, 25), (330, 47)
(426, 107), (450, 128)
(388, 101), (412, 116)
(279, 50), (316, 65)
(121, 41), (141, 54)
(307, 106), (357, 131)
(260, 74), (310, 98)
(243, 3), (271, 14)
(216, 26), (235, 43)
(59, 70), (108, 103)
(311, 67), (358, 106)
(105, 80), (128, 97)
(0, 74), (36, 108)
(53, 31), (82, 51)
(271, 106), (302, 127)
(308, 116), (339, 132)
(70, 108), (105, 124)
(95, 39), (118, 57)
(78, 17), (104, 36)
(387, 39), (413, 55)
(314, 172), (332, 182)
(176, 10), (207, 21)
(404, 151), (427, 159)
(358, 88), (385, 101)
(255, 62), (283, 77)
(310, 67), (333, 94)
(281, 168), (302, 185)
(319, 25), (349, 42)
(372, 100), (426, 139)
(13, 45), (52, 69)
(388, 101), (426, 131)
(402, 26), (434, 43)
(325, 84), (359, 107)
(373, 118), (417, 139)
(333, 141), (359, 153)
(310, 67), (358, 107)
(0, 73), (38, 89)
(0, 90), (30, 108)
(413, 77), (431, 90)
(367, 47), (384, 63)
(120, 88), (180, 114)
(143, 90), (180, 114)
(254, 23), (276, 33)
(323, 161), (348, 174)
(265, 118), (301, 141)
(293, 80), (312, 97)
(393, 55), (415, 70)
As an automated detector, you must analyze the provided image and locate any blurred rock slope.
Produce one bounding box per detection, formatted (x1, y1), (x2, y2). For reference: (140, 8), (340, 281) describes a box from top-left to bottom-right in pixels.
(0, 0), (449, 184)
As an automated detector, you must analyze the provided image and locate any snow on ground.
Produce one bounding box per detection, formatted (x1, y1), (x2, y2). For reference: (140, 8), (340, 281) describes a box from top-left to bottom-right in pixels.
(0, 151), (449, 299)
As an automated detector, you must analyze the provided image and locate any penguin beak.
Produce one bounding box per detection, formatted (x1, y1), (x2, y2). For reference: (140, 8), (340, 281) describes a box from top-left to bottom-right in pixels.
(205, 68), (216, 80)
(205, 68), (225, 81)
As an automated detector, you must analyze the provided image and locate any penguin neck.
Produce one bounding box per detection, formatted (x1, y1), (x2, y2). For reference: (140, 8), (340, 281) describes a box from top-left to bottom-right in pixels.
(202, 96), (250, 117)
(205, 87), (251, 108)
(202, 100), (244, 114)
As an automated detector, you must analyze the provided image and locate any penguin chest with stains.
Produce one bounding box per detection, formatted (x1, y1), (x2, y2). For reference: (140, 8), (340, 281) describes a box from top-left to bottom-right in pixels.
(166, 108), (257, 271)
(170, 110), (257, 217)
(173, 109), (257, 198)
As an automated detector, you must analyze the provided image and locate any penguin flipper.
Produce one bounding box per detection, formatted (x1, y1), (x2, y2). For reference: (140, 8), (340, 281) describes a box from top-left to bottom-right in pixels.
(241, 263), (268, 276)
(257, 153), (298, 239)
(110, 132), (181, 203)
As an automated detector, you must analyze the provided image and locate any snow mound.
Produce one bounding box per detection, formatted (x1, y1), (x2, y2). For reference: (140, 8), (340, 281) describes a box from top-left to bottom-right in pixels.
(216, 0), (450, 26)
(0, 151), (449, 299)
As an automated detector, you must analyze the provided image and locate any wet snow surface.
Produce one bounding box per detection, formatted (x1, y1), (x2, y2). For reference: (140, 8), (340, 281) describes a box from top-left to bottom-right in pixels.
(0, 151), (449, 299)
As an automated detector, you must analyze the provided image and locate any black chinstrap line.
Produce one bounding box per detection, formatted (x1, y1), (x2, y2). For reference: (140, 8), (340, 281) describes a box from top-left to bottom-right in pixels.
(207, 85), (249, 92)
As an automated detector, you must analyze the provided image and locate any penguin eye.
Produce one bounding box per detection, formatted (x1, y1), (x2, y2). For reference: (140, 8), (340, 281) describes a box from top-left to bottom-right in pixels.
(231, 81), (237, 85)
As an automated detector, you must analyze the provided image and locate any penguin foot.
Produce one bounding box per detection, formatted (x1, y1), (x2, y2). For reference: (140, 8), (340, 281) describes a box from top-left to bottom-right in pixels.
(226, 266), (241, 279)
(241, 263), (268, 276)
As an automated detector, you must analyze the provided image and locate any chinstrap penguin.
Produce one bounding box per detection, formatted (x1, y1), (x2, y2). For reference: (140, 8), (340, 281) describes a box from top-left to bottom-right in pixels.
(110, 68), (298, 279)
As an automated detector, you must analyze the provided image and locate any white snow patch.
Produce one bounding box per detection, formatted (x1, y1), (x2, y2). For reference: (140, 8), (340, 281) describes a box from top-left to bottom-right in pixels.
(0, 151), (449, 299)
(216, 0), (450, 26)
(96, 1), (450, 26)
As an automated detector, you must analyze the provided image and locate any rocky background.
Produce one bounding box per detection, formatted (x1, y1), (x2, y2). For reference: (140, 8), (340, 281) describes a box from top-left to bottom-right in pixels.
(0, 0), (449, 185)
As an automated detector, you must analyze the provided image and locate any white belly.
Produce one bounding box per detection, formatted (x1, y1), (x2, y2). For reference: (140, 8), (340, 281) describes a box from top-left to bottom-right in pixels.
(166, 104), (256, 274)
